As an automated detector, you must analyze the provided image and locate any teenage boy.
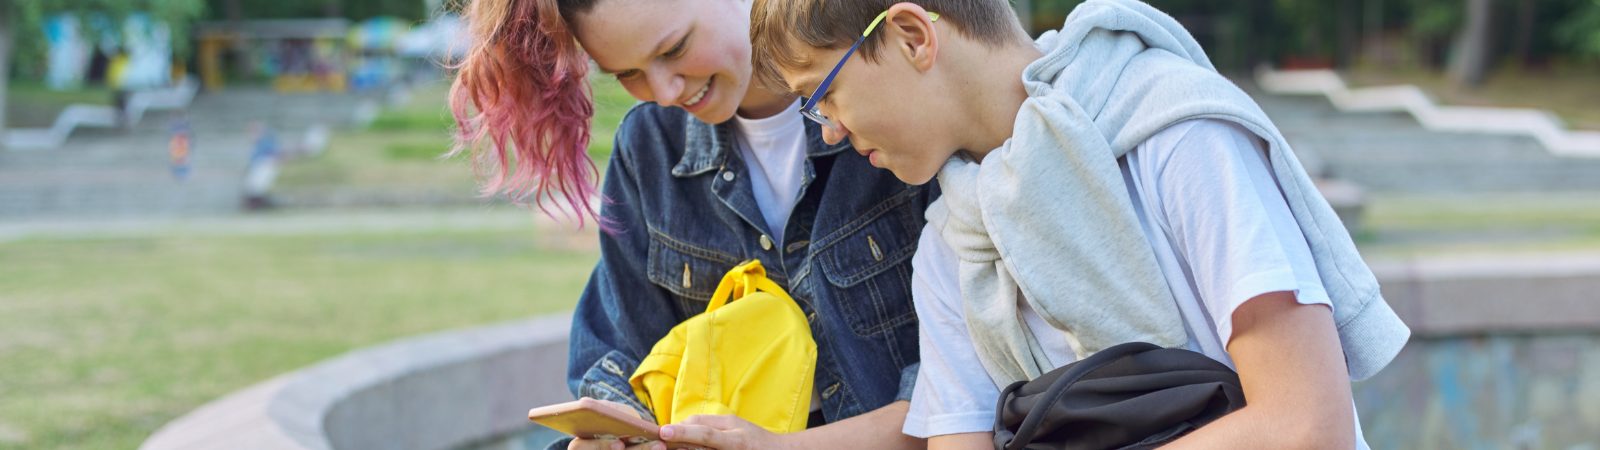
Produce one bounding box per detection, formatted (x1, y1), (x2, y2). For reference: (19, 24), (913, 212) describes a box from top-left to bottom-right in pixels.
(750, 0), (1410, 448)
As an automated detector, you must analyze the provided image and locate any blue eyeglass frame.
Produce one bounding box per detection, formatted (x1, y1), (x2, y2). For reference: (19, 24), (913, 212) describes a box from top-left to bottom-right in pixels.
(798, 11), (940, 129)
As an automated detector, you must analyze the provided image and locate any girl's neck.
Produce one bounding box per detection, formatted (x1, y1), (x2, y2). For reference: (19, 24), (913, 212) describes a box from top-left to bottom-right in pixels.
(737, 84), (798, 119)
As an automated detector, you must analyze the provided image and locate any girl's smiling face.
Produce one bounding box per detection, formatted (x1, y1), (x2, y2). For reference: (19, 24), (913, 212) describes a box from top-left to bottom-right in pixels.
(572, 0), (756, 124)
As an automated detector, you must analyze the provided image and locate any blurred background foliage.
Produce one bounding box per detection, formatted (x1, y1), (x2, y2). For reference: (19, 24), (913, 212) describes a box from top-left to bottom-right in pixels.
(1023, 0), (1600, 76)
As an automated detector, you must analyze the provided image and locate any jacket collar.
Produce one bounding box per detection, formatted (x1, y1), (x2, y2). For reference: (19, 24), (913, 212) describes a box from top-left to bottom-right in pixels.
(670, 109), (851, 178)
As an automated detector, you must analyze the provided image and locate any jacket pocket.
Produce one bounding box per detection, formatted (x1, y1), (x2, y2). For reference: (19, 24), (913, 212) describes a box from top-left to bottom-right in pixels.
(814, 198), (922, 337)
(646, 231), (741, 303)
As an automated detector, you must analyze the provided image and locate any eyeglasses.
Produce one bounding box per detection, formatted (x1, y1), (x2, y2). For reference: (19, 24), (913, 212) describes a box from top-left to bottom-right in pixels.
(798, 10), (940, 130)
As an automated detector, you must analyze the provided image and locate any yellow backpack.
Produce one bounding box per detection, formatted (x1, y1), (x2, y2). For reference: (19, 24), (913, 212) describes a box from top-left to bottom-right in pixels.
(629, 260), (817, 433)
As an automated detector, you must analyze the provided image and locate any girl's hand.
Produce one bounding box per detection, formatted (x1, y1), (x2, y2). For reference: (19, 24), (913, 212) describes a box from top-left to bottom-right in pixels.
(659, 414), (791, 450)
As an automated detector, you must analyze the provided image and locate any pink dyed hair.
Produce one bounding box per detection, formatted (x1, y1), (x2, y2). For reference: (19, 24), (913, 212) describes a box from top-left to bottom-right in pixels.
(449, 0), (604, 227)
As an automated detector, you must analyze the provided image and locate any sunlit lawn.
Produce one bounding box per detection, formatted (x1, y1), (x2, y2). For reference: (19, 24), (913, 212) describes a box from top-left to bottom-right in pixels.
(1359, 193), (1600, 257)
(0, 227), (598, 450)
(4, 81), (115, 128)
(0, 76), (626, 450)
(0, 75), (634, 450)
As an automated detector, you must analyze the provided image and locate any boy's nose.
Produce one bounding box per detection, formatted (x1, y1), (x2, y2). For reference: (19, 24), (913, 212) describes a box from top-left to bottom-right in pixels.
(822, 123), (850, 145)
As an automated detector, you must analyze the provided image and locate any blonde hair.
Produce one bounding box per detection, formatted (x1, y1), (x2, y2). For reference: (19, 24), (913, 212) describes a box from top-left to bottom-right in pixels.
(751, 0), (1026, 91)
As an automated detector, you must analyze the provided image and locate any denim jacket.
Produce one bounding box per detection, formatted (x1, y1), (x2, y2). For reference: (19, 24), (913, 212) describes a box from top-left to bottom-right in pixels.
(567, 102), (937, 427)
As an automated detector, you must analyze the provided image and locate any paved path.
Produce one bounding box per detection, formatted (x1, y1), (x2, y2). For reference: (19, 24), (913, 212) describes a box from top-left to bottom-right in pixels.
(0, 208), (537, 242)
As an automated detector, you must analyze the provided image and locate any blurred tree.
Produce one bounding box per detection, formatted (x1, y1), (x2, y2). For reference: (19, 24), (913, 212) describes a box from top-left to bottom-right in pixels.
(896, 0), (1599, 75)
(1022, 0), (1272, 70)
(1555, 0), (1600, 62)
(1447, 0), (1494, 86)
(1408, 0), (1463, 68)
(1510, 0), (1536, 65)
(2, 0), (206, 145)
(201, 0), (428, 22)
(1016, 0), (1034, 35)
(1, 2), (10, 145)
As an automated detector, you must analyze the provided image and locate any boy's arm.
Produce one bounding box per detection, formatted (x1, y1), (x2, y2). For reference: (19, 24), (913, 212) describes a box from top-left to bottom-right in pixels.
(929, 433), (992, 450)
(926, 299), (1354, 450)
(1142, 120), (1356, 447)
(1158, 292), (1356, 449)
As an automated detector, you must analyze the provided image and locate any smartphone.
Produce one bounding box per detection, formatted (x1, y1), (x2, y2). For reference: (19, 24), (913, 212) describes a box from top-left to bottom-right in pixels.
(528, 398), (683, 447)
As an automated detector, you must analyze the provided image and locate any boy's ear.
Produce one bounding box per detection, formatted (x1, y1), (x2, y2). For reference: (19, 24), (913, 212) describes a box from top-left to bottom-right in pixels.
(881, 3), (938, 72)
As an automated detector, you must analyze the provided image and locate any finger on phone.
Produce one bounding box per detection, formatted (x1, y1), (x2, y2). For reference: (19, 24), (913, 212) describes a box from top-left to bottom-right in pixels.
(568, 436), (664, 450)
(567, 437), (622, 450)
(659, 424), (721, 447)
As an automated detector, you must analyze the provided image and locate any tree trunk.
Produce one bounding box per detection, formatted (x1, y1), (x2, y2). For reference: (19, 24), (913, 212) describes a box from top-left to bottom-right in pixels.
(1365, 0), (1386, 67)
(1448, 0), (1495, 87)
(1245, 0), (1266, 68)
(1337, 0), (1359, 67)
(0, 3), (12, 145)
(225, 0), (243, 22)
(1512, 0), (1536, 67)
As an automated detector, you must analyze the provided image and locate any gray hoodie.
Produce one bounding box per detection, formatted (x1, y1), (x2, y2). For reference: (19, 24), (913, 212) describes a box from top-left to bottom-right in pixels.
(927, 0), (1410, 385)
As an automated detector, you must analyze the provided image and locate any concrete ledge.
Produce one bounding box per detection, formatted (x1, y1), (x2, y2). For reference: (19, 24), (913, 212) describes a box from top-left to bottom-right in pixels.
(142, 250), (1600, 449)
(4, 77), (200, 151)
(1253, 67), (1600, 158)
(136, 376), (304, 450)
(1373, 252), (1600, 336)
(141, 314), (575, 450)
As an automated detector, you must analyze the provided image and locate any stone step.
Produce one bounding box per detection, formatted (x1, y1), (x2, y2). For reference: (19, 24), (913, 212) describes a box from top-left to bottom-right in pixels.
(1248, 88), (1600, 193)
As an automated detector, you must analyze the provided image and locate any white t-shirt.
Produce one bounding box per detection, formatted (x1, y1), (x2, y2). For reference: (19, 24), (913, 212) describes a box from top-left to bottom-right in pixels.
(903, 119), (1369, 448)
(733, 99), (824, 412)
(733, 99), (808, 243)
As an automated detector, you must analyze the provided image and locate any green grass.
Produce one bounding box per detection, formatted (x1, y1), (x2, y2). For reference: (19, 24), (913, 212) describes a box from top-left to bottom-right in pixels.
(1366, 195), (1600, 230)
(6, 81), (115, 106)
(0, 229), (597, 450)
(275, 129), (476, 191)
(589, 76), (641, 161)
(5, 81), (115, 127)
(1357, 193), (1600, 256)
(2, 74), (636, 450)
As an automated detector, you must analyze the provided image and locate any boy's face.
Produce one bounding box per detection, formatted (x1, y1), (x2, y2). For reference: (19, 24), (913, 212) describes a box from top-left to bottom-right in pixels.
(779, 43), (956, 185)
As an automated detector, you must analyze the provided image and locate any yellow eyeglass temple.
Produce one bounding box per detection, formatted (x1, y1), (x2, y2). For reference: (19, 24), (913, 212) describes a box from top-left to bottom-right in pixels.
(862, 11), (941, 37)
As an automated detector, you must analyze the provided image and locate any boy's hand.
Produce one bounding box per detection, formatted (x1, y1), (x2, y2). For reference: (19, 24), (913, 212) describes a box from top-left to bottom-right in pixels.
(659, 415), (789, 450)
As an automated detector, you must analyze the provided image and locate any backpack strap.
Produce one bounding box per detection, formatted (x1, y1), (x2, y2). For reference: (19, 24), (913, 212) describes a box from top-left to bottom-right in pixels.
(708, 260), (794, 311)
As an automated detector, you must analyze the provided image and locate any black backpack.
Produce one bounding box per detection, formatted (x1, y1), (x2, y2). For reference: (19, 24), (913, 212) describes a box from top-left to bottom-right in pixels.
(993, 342), (1247, 450)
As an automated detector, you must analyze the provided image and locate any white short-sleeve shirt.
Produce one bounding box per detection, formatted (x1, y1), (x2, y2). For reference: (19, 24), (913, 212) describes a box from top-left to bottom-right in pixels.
(903, 119), (1367, 448)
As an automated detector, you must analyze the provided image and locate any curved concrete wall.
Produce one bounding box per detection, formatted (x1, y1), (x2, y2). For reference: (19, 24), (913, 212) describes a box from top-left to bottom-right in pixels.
(141, 314), (575, 450)
(142, 251), (1600, 449)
